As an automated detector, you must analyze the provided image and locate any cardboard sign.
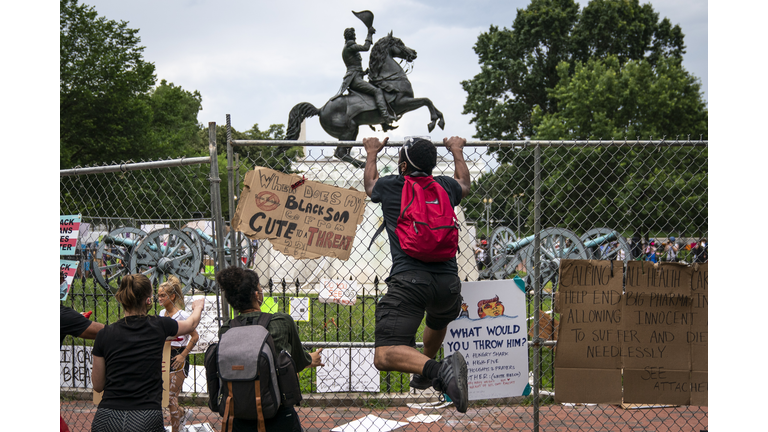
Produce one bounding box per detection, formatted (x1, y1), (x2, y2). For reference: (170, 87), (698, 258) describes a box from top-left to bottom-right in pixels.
(94, 341), (171, 406)
(443, 280), (529, 400)
(231, 167), (366, 260)
(60, 259), (79, 301)
(555, 260), (708, 406)
(60, 214), (81, 255)
(317, 279), (359, 306)
(555, 260), (624, 403)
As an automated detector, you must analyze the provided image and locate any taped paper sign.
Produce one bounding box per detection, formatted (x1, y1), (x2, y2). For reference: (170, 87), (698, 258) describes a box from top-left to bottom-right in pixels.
(261, 297), (279, 313)
(183, 296), (217, 354)
(60, 214), (81, 255)
(231, 167), (366, 260)
(316, 348), (379, 393)
(318, 279), (358, 306)
(60, 259), (79, 301)
(555, 260), (707, 406)
(443, 280), (530, 400)
(290, 297), (311, 321)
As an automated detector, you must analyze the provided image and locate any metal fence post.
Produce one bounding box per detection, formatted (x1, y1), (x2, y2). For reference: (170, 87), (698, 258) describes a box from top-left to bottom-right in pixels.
(209, 122), (230, 321)
(533, 143), (542, 432)
(226, 114), (238, 268)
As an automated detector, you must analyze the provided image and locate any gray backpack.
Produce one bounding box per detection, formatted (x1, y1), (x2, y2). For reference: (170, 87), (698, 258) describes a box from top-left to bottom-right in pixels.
(213, 313), (302, 432)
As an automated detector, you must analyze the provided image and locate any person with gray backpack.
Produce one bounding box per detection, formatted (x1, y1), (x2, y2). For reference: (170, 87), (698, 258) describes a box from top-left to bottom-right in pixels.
(205, 267), (324, 432)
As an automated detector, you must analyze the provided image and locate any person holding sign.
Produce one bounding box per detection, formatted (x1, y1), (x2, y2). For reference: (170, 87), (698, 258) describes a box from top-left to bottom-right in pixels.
(216, 267), (324, 431)
(90, 274), (204, 432)
(363, 135), (472, 413)
(158, 275), (199, 432)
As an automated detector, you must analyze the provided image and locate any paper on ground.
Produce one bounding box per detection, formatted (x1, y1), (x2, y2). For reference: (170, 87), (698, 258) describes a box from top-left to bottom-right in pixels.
(406, 401), (452, 410)
(406, 414), (442, 423)
(331, 414), (408, 432)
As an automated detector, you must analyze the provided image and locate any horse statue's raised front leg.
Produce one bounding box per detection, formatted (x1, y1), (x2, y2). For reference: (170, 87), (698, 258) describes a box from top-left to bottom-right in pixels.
(394, 96), (445, 133)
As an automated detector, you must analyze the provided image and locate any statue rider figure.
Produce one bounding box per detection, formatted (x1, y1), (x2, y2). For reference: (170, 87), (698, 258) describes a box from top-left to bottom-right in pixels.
(332, 26), (397, 124)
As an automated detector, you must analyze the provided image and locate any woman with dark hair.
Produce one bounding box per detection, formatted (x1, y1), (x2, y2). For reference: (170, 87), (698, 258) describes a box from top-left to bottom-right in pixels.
(216, 267), (324, 432)
(90, 274), (204, 432)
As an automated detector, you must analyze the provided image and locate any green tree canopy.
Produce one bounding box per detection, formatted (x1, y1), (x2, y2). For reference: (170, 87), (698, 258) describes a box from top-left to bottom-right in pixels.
(461, 0), (687, 141)
(532, 56), (707, 140)
(60, 0), (204, 168)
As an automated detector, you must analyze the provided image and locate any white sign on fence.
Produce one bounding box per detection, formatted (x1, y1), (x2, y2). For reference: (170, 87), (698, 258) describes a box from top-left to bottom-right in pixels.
(290, 297), (311, 322)
(317, 279), (358, 306)
(316, 348), (378, 393)
(443, 280), (530, 400)
(183, 295), (218, 354)
(60, 345), (94, 388)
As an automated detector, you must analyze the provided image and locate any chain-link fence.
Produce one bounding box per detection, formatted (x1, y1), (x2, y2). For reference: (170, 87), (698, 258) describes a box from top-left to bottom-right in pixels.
(60, 134), (707, 432)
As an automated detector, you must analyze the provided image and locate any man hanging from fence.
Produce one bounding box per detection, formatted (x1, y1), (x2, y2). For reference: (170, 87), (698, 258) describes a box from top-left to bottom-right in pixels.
(363, 135), (471, 413)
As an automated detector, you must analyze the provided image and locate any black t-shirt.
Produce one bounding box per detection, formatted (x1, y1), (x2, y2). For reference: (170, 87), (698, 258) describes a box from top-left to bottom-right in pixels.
(371, 174), (463, 277)
(60, 304), (93, 345)
(92, 315), (179, 410)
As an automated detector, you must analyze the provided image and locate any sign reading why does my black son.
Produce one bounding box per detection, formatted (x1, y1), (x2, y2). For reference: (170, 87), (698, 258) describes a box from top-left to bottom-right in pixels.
(554, 260), (707, 406)
(231, 167), (367, 260)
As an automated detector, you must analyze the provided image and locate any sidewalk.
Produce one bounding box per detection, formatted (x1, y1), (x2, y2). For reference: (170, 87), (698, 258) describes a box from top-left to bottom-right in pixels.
(60, 400), (707, 432)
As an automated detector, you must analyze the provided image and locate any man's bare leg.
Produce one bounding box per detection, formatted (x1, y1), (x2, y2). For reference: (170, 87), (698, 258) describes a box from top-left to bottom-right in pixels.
(422, 326), (447, 359)
(374, 345), (429, 374)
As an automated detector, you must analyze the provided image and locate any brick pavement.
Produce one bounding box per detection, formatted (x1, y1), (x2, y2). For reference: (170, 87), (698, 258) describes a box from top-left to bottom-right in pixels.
(60, 400), (707, 432)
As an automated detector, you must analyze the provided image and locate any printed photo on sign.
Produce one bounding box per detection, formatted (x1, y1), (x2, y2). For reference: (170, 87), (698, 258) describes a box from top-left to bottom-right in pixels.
(443, 280), (530, 400)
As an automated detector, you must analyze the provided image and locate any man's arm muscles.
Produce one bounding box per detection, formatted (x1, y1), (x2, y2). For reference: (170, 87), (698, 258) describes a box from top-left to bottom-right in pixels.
(363, 137), (388, 197)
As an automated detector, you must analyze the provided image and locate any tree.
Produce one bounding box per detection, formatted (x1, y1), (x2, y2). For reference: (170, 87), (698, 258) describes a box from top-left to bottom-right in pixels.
(60, 0), (156, 168)
(461, 0), (686, 141)
(148, 80), (204, 158)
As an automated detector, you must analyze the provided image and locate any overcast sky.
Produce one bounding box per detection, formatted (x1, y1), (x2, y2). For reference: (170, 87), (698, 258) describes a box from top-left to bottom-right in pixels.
(82, 0), (708, 144)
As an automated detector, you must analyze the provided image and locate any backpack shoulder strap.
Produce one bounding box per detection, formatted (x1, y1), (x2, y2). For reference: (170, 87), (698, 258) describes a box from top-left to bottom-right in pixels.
(256, 312), (272, 328)
(367, 220), (386, 251)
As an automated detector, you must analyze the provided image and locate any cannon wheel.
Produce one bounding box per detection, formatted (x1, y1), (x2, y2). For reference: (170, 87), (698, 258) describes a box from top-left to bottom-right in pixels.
(130, 228), (202, 294)
(520, 228), (589, 291)
(580, 228), (631, 264)
(93, 227), (148, 293)
(489, 226), (516, 264)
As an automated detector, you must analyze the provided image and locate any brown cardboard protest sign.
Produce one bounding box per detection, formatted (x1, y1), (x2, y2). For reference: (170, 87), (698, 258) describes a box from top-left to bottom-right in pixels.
(555, 260), (707, 406)
(231, 167), (367, 260)
(621, 262), (694, 404)
(555, 368), (622, 404)
(94, 341), (171, 407)
(555, 260), (624, 403)
(556, 260), (624, 370)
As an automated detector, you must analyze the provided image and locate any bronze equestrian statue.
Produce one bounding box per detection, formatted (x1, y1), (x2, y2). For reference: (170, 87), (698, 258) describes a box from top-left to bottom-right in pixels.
(286, 11), (445, 169)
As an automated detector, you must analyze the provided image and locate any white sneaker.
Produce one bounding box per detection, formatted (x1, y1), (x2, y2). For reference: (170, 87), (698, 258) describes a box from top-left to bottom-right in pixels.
(180, 409), (194, 430)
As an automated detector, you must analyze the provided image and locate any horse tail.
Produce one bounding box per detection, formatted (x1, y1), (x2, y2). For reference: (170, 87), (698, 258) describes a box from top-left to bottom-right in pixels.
(286, 102), (320, 140)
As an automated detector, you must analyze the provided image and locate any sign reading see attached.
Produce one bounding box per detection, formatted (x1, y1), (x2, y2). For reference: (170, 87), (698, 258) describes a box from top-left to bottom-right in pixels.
(231, 167), (366, 260)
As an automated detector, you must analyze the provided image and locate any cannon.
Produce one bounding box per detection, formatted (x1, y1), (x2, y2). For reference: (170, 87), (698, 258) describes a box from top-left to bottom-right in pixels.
(481, 224), (634, 290)
(129, 228), (203, 294)
(93, 227), (148, 293)
(185, 228), (254, 269)
(580, 228), (631, 263)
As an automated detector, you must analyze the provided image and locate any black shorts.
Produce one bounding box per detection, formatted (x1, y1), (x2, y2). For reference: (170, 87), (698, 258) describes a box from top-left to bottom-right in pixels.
(170, 347), (190, 377)
(374, 270), (462, 348)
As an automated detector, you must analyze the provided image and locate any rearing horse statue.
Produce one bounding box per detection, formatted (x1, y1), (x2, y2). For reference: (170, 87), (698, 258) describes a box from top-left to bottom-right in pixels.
(285, 32), (445, 168)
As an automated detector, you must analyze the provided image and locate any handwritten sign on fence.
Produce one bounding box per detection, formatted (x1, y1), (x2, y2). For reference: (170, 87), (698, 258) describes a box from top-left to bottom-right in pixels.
(231, 167), (366, 260)
(554, 260), (708, 406)
(443, 280), (529, 400)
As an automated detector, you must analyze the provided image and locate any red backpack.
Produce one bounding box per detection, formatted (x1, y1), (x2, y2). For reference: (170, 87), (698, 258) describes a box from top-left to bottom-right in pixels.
(395, 175), (459, 262)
